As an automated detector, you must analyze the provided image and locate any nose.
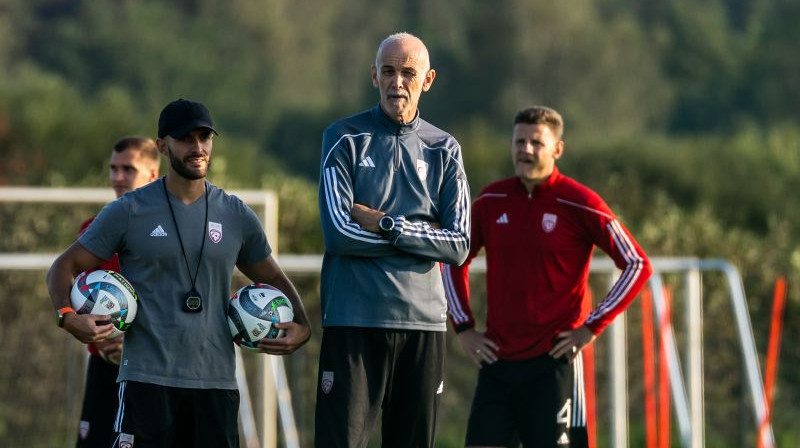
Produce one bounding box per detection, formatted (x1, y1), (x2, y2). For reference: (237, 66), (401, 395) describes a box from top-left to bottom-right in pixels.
(390, 72), (404, 88)
(521, 141), (535, 154)
(182, 136), (205, 153)
(186, 135), (201, 147)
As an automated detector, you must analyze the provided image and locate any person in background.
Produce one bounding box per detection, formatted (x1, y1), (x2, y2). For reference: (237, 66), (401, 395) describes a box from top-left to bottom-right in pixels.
(316, 32), (470, 447)
(48, 98), (311, 448)
(75, 136), (159, 448)
(443, 106), (652, 448)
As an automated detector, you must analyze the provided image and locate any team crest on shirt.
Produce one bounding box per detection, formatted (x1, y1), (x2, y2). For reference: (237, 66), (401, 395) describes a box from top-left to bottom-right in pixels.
(208, 221), (223, 243)
(117, 433), (134, 448)
(416, 159), (428, 182)
(79, 420), (90, 439)
(542, 213), (558, 233)
(321, 371), (334, 394)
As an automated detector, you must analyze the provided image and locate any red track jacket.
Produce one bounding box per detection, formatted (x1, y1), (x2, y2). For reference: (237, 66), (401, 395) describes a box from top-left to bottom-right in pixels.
(443, 167), (652, 360)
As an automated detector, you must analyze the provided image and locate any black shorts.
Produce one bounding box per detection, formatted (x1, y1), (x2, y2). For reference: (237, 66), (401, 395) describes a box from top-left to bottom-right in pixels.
(314, 327), (446, 448)
(112, 381), (239, 448)
(77, 354), (119, 448)
(465, 353), (588, 448)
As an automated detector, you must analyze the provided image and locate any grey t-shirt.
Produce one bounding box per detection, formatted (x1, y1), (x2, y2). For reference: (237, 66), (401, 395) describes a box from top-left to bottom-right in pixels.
(79, 179), (270, 389)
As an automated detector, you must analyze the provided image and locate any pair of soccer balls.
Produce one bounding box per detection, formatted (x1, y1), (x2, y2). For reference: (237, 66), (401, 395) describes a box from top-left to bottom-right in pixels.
(69, 270), (293, 347)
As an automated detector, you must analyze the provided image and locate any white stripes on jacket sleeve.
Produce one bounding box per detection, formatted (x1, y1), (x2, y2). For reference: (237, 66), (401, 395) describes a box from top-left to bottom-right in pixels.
(393, 175), (469, 244)
(442, 264), (470, 324)
(321, 132), (388, 245)
(585, 219), (646, 325)
(323, 166), (388, 244)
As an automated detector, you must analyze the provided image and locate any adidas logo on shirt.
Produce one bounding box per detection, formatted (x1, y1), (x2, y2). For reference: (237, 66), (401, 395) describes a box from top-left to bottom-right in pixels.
(358, 156), (375, 168)
(557, 432), (570, 445)
(149, 225), (168, 237)
(496, 213), (509, 224)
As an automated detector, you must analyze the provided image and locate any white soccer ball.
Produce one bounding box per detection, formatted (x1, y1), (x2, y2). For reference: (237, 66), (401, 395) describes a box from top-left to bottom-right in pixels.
(70, 269), (139, 339)
(228, 283), (294, 349)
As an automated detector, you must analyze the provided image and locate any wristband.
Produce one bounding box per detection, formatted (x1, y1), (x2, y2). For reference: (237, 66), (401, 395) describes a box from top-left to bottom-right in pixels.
(56, 306), (76, 328)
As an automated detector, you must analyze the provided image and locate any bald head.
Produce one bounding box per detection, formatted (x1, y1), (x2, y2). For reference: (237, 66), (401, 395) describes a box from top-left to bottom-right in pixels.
(371, 32), (436, 124)
(374, 32), (431, 72)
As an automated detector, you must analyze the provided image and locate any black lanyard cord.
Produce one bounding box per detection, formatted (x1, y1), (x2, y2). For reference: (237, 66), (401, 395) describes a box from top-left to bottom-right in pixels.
(162, 177), (208, 292)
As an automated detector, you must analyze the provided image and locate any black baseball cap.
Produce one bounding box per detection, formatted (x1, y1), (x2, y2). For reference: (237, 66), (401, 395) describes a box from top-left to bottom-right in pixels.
(157, 99), (218, 138)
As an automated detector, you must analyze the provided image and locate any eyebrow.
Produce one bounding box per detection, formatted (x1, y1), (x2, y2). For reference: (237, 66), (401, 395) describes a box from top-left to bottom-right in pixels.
(515, 137), (544, 145)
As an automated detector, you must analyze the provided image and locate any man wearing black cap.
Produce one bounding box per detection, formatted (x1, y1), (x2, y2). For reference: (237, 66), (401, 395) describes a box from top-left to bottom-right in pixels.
(47, 99), (311, 448)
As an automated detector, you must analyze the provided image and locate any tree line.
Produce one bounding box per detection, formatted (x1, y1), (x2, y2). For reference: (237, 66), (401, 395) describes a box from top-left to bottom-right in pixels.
(0, 0), (798, 445)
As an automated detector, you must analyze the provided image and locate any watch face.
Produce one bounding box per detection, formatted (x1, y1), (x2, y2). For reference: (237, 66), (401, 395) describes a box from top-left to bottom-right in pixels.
(379, 215), (394, 232)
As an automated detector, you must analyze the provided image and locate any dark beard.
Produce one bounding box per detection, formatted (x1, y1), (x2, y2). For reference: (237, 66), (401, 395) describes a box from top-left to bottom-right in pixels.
(167, 145), (210, 180)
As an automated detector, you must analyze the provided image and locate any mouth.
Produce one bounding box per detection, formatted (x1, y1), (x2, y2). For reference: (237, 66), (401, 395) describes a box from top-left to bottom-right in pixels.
(185, 154), (207, 166)
(387, 92), (407, 101)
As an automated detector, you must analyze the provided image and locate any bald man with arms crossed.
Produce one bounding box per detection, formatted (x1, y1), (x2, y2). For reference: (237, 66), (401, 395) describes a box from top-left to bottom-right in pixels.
(316, 32), (470, 448)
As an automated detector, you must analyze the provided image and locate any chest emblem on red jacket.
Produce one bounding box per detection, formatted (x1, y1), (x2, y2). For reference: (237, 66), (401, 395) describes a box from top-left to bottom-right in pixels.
(542, 213), (558, 233)
(496, 213), (509, 224)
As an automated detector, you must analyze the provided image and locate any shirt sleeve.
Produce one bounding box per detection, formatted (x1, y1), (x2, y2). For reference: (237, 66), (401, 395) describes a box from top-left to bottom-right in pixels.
(236, 202), (271, 266)
(78, 200), (128, 261)
(78, 217), (120, 271)
(388, 145), (471, 266)
(318, 128), (406, 258)
(584, 206), (653, 335)
(443, 194), (484, 332)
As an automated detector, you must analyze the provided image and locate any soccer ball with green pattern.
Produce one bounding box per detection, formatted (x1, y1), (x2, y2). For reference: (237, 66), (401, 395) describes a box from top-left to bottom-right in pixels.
(228, 283), (294, 349)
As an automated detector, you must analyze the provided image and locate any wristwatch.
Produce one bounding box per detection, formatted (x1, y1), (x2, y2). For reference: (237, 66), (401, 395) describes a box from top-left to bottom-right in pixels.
(378, 214), (395, 237)
(56, 306), (76, 328)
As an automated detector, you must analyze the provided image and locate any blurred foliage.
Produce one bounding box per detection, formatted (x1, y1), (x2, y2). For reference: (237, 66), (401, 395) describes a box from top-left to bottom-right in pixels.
(0, 271), (87, 447)
(1, 0), (799, 446)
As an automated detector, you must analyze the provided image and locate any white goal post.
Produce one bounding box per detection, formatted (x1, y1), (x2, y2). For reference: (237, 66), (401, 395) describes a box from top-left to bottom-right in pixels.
(1, 187), (774, 448)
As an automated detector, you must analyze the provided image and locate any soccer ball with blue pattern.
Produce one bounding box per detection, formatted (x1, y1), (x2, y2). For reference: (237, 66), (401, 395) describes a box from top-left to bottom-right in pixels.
(70, 269), (138, 339)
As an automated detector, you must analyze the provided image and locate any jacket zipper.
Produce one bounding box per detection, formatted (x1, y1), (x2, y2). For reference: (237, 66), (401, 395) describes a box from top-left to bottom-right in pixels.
(394, 127), (401, 171)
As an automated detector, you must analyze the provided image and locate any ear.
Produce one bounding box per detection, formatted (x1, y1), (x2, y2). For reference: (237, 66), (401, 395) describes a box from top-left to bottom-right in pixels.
(156, 138), (169, 156)
(371, 65), (379, 88)
(553, 140), (565, 160)
(147, 166), (159, 182)
(421, 69), (436, 92)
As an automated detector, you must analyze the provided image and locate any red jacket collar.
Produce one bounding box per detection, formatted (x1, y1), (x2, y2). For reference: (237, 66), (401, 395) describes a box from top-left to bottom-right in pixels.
(516, 165), (561, 195)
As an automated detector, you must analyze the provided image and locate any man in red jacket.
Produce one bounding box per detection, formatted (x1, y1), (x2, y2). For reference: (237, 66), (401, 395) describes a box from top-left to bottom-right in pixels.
(443, 106), (652, 448)
(75, 136), (159, 448)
